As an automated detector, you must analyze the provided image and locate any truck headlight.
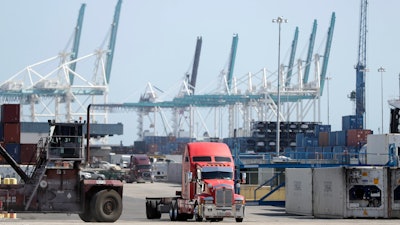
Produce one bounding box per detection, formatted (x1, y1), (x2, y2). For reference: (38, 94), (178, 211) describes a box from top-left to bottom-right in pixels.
(203, 196), (214, 204)
(235, 198), (245, 204)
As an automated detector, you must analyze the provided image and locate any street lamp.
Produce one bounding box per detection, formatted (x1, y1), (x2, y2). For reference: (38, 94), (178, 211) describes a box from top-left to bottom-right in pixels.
(378, 66), (385, 134)
(325, 76), (332, 124)
(272, 16), (287, 156)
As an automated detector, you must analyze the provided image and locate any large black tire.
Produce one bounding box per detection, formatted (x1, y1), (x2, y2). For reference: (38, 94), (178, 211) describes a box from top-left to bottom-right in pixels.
(78, 210), (95, 222)
(169, 202), (177, 221)
(91, 190), (123, 222)
(79, 197), (96, 222)
(235, 217), (243, 222)
(146, 200), (160, 219)
(152, 201), (161, 219)
(175, 202), (187, 221)
(146, 201), (153, 219)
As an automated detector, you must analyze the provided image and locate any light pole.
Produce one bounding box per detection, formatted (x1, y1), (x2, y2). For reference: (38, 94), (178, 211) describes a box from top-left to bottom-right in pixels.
(378, 66), (385, 134)
(325, 76), (332, 124)
(272, 16), (287, 156)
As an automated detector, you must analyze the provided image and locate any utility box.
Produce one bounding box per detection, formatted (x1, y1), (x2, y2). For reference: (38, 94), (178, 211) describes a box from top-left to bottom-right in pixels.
(285, 168), (313, 216)
(366, 134), (400, 166)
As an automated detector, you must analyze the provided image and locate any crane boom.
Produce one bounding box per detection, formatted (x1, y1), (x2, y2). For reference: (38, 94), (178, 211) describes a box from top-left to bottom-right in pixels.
(355, 0), (368, 122)
(285, 27), (298, 87)
(227, 34), (239, 92)
(189, 36), (202, 94)
(319, 12), (335, 95)
(105, 0), (122, 85)
(303, 20), (317, 84)
(69, 3), (86, 85)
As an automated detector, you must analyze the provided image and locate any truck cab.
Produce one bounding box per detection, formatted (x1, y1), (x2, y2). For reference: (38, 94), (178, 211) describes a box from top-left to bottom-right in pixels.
(179, 142), (245, 222)
(127, 154), (154, 183)
(145, 142), (245, 222)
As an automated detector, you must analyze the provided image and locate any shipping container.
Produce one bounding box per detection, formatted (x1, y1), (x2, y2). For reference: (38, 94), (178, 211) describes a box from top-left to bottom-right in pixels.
(318, 132), (329, 146)
(20, 132), (48, 144)
(20, 143), (37, 164)
(285, 168), (313, 216)
(304, 137), (318, 147)
(342, 115), (363, 131)
(336, 131), (347, 146)
(1, 104), (20, 123)
(346, 129), (372, 147)
(343, 167), (388, 218)
(5, 143), (21, 163)
(322, 146), (333, 159)
(3, 123), (20, 143)
(366, 134), (400, 165)
(329, 131), (337, 146)
(312, 167), (346, 218)
(390, 168), (400, 218)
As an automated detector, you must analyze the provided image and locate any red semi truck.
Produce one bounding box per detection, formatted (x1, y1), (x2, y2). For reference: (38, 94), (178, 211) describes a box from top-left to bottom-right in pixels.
(126, 154), (154, 183)
(145, 142), (245, 222)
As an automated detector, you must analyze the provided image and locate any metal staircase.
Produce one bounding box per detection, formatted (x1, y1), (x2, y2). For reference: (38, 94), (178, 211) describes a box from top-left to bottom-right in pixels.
(254, 170), (285, 206)
(24, 138), (49, 210)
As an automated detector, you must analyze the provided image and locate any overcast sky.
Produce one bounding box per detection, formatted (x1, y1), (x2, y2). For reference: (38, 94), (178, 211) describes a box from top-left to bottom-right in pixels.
(1, 0), (399, 144)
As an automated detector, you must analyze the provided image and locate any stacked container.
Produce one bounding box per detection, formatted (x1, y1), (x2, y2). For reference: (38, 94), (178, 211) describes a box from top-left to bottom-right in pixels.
(1, 104), (21, 164)
(0, 104), (37, 165)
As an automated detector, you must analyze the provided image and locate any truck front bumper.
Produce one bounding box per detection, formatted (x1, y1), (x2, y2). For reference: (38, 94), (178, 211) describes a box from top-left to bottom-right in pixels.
(201, 203), (245, 219)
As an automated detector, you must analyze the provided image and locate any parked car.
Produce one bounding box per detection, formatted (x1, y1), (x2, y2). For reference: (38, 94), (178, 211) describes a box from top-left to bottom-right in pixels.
(79, 171), (92, 180)
(91, 161), (121, 171)
(80, 170), (106, 180)
(86, 170), (106, 180)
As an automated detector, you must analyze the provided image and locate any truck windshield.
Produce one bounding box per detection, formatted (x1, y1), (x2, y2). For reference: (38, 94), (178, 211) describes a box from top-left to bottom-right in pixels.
(201, 171), (233, 180)
(137, 165), (151, 170)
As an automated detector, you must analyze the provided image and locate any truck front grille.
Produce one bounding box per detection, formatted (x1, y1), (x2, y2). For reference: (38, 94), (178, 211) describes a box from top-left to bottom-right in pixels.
(216, 188), (232, 207)
(142, 172), (151, 178)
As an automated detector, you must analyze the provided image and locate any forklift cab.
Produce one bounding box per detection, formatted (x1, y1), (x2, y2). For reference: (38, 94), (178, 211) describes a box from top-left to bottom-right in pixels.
(48, 120), (85, 160)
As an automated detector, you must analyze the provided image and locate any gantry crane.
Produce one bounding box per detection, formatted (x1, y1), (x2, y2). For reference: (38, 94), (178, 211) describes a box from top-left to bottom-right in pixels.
(105, 0), (122, 85)
(68, 3), (86, 85)
(285, 27), (298, 87)
(188, 36), (202, 95)
(355, 0), (368, 127)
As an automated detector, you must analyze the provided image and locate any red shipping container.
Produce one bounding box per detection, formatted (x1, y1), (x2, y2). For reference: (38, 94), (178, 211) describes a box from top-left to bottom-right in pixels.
(347, 129), (372, 147)
(1, 104), (20, 123)
(20, 144), (37, 165)
(3, 123), (20, 143)
(318, 132), (329, 147)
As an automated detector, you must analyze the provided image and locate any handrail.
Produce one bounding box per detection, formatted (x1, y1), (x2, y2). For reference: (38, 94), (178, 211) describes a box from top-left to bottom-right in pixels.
(253, 170), (284, 201)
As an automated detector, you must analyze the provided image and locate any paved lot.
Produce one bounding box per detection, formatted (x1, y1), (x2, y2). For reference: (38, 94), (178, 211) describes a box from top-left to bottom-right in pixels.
(1, 182), (400, 224)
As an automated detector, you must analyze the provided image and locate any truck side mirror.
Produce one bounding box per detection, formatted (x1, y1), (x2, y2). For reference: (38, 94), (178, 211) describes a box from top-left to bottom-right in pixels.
(241, 172), (246, 184)
(196, 169), (201, 180)
(186, 172), (192, 183)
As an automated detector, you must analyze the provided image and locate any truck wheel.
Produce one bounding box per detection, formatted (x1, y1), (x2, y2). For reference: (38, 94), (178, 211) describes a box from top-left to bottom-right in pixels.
(79, 197), (96, 222)
(78, 210), (95, 222)
(169, 202), (177, 221)
(91, 190), (122, 222)
(146, 201), (153, 219)
(235, 217), (243, 222)
(152, 201), (161, 219)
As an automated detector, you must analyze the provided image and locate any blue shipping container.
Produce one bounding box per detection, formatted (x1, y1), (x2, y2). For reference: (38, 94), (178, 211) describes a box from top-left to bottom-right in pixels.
(342, 115), (363, 131)
(5, 143), (20, 163)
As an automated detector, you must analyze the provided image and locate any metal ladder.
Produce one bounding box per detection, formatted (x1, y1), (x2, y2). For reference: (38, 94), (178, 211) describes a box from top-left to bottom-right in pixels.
(24, 144), (49, 211)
